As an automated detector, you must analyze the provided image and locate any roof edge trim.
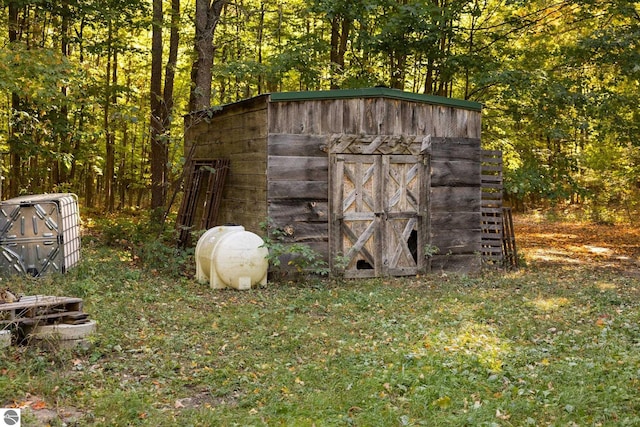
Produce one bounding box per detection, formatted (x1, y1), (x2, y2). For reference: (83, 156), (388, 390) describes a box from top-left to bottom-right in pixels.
(269, 88), (482, 111)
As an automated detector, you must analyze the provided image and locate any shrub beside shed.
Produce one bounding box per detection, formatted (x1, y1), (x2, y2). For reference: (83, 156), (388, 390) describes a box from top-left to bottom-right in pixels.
(183, 88), (483, 278)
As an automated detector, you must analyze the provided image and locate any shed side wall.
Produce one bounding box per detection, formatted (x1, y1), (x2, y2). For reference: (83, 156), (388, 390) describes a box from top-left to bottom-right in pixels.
(184, 97), (268, 235)
(430, 138), (482, 272)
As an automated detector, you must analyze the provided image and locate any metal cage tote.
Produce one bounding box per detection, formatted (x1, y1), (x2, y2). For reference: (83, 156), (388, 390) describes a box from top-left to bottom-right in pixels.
(0, 193), (81, 277)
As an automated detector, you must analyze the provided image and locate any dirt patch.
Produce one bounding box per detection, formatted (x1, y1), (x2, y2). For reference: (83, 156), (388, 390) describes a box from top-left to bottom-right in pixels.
(514, 215), (640, 276)
(14, 398), (84, 427)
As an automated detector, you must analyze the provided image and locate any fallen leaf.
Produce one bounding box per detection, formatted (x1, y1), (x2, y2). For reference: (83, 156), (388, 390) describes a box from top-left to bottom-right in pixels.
(348, 406), (362, 416)
(31, 401), (47, 410)
(496, 408), (511, 420)
(433, 396), (451, 409)
(16, 400), (32, 408)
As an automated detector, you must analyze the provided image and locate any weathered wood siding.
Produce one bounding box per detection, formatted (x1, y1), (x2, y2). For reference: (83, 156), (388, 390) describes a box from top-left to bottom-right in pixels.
(430, 138), (482, 271)
(185, 90), (482, 275)
(268, 98), (481, 136)
(267, 133), (329, 258)
(184, 96), (269, 235)
(266, 97), (482, 273)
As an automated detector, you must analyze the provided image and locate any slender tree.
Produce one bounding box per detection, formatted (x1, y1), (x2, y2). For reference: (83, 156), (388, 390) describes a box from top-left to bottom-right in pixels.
(309, 0), (358, 89)
(150, 0), (181, 212)
(104, 20), (116, 211)
(189, 0), (227, 112)
(7, 0), (22, 197)
(150, 0), (165, 211)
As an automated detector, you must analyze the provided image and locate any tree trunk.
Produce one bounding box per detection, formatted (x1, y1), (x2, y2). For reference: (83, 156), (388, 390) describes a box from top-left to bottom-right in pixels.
(104, 31), (117, 212)
(85, 158), (94, 208)
(164, 0), (179, 126)
(150, 0), (165, 211)
(103, 20), (115, 211)
(257, 2), (265, 93)
(424, 57), (434, 94)
(149, 0), (180, 213)
(189, 0), (227, 112)
(8, 0), (21, 198)
(390, 52), (406, 89)
(329, 16), (351, 90)
(69, 17), (86, 185)
(55, 0), (71, 186)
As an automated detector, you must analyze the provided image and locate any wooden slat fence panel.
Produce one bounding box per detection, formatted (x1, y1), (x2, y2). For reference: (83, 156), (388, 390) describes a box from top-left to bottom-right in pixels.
(177, 159), (230, 247)
(480, 150), (518, 268)
(480, 150), (505, 264)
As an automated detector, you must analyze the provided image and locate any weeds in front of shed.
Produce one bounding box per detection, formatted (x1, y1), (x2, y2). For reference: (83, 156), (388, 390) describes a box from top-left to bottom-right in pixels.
(423, 244), (440, 258)
(260, 219), (330, 279)
(91, 211), (195, 278)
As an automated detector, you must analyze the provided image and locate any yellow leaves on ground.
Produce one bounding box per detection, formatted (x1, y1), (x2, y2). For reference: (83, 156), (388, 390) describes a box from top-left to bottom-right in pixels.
(532, 297), (570, 312)
(433, 395), (452, 409)
(428, 321), (510, 373)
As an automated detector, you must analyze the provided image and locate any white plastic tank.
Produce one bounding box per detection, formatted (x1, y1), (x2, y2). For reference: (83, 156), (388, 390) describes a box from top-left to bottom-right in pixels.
(195, 225), (269, 290)
(0, 329), (11, 348)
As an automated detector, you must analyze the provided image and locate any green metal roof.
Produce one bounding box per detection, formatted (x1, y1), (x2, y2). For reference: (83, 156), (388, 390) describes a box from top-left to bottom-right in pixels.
(269, 87), (482, 111)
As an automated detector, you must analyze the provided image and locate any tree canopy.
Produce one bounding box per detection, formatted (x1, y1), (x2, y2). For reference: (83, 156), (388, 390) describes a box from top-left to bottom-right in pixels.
(1, 0), (638, 221)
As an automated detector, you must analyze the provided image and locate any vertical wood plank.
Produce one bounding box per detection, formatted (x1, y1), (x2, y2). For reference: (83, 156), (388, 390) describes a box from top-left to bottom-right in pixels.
(420, 153), (431, 271)
(330, 154), (343, 273)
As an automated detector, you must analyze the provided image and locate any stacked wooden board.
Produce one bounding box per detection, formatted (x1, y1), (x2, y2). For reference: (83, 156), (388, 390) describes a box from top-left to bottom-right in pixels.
(176, 158), (230, 247)
(0, 295), (94, 347)
(480, 150), (504, 264)
(480, 150), (518, 268)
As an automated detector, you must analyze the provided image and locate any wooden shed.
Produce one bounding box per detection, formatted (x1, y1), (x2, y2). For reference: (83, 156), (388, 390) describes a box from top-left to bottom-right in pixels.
(183, 88), (484, 278)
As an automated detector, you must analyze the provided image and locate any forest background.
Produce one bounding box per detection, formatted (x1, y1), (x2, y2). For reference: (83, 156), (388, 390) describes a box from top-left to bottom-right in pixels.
(1, 0), (638, 224)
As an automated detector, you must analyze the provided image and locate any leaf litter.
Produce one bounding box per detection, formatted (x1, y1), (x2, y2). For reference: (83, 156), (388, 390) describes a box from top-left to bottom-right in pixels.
(1, 214), (640, 425)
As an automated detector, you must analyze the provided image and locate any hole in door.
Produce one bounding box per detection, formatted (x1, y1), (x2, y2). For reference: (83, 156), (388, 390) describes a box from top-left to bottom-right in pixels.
(356, 259), (373, 270)
(408, 229), (418, 264)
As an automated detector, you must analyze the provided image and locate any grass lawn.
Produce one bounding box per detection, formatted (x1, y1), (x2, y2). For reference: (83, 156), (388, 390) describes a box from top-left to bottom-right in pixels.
(1, 215), (640, 426)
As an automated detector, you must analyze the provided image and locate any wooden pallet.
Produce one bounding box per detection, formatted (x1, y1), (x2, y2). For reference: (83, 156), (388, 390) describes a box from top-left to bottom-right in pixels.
(480, 150), (518, 268)
(176, 158), (230, 247)
(0, 295), (89, 326)
(481, 150), (504, 264)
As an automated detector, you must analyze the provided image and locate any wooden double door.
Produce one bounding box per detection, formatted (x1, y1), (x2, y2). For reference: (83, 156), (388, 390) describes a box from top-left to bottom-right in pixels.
(331, 153), (429, 278)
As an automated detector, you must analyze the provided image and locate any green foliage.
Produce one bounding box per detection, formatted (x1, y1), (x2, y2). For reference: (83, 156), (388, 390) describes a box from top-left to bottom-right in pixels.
(260, 219), (330, 277)
(0, 0), (639, 216)
(0, 43), (75, 102)
(331, 252), (351, 277)
(94, 212), (194, 278)
(423, 244), (440, 258)
(479, 1), (640, 215)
